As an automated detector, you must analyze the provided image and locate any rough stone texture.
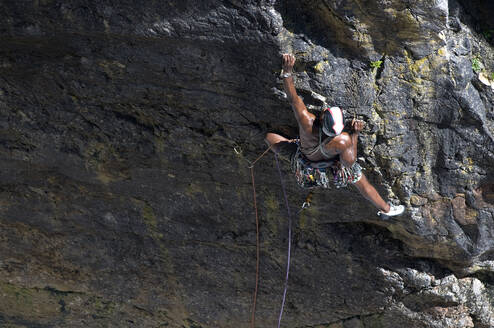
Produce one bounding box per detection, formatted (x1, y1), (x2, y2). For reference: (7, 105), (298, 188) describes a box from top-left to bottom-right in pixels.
(1, 0), (494, 327)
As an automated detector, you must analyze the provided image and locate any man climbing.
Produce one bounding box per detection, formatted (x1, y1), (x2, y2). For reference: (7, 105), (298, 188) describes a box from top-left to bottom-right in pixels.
(266, 54), (404, 217)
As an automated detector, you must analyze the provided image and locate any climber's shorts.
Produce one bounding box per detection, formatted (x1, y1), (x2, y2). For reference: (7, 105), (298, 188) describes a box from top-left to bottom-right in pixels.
(275, 139), (362, 189)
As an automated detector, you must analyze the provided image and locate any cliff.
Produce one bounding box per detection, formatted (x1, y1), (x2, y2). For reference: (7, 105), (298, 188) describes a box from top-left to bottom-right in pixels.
(1, 0), (494, 327)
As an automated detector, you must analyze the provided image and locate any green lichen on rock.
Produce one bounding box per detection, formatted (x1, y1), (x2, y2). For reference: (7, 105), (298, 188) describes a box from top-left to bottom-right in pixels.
(0, 283), (69, 321)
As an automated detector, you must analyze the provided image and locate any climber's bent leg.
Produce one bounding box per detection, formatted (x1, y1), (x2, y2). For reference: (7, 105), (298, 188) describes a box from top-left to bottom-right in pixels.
(265, 133), (290, 151)
(353, 173), (390, 212)
(265, 133), (297, 161)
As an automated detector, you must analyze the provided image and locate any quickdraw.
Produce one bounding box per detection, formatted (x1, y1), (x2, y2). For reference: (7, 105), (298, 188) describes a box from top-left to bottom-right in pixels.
(291, 146), (333, 189)
(291, 144), (362, 189)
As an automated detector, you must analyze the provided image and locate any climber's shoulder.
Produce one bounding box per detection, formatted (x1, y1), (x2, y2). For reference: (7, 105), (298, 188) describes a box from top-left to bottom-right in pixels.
(326, 132), (351, 151)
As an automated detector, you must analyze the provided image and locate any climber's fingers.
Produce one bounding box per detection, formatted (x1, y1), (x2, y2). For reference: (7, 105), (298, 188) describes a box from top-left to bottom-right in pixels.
(282, 53), (295, 71)
(352, 119), (365, 132)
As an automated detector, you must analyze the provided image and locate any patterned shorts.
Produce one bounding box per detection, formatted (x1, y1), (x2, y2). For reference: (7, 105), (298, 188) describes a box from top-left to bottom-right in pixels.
(290, 146), (362, 189)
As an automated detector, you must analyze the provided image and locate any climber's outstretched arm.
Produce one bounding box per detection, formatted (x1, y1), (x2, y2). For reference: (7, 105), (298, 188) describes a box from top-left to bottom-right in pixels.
(281, 54), (314, 131)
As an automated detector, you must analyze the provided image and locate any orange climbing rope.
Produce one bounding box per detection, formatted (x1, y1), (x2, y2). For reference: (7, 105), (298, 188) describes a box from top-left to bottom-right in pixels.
(248, 144), (274, 168)
(249, 166), (260, 328)
(248, 144), (274, 328)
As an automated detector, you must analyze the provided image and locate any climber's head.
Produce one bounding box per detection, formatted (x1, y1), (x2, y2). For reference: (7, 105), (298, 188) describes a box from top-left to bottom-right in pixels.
(321, 107), (345, 137)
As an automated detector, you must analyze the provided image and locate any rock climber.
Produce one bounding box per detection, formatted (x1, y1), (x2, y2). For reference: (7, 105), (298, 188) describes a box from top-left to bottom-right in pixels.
(265, 54), (404, 218)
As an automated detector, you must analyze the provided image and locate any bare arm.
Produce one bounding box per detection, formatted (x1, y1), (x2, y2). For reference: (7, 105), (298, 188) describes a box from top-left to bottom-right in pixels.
(339, 120), (365, 168)
(281, 54), (313, 128)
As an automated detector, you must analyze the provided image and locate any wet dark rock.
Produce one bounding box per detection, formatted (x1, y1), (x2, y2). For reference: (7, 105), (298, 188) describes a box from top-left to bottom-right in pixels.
(1, 0), (494, 327)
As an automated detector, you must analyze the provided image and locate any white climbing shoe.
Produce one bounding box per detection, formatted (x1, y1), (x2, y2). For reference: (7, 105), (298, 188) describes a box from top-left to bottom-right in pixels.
(378, 203), (405, 218)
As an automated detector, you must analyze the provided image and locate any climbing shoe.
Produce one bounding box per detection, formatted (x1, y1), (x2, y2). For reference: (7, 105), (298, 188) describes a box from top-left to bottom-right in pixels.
(378, 204), (405, 218)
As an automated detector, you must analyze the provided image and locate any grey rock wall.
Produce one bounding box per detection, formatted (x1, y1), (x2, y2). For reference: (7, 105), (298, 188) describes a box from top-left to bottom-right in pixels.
(0, 0), (494, 327)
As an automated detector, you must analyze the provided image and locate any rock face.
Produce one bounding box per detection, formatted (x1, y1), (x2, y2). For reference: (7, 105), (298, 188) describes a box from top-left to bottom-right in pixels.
(1, 0), (494, 327)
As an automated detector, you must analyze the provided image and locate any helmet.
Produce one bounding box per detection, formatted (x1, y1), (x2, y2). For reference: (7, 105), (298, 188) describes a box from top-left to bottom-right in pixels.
(322, 107), (344, 137)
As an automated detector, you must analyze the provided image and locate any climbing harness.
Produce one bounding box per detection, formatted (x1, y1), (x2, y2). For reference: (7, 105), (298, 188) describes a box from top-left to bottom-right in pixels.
(333, 162), (363, 188)
(292, 142), (363, 189)
(291, 146), (333, 189)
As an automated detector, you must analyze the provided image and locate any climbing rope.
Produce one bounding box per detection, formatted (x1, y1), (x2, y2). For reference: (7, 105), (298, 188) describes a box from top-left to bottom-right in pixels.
(249, 166), (260, 328)
(274, 153), (292, 328)
(242, 143), (311, 328)
(244, 142), (275, 328)
(247, 145), (273, 328)
(248, 144), (274, 168)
